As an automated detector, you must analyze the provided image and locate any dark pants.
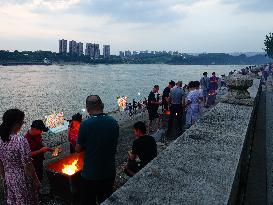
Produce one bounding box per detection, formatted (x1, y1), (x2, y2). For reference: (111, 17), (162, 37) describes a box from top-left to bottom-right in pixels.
(163, 102), (169, 111)
(124, 159), (141, 177)
(70, 143), (75, 154)
(33, 161), (44, 182)
(148, 109), (159, 121)
(80, 177), (115, 205)
(167, 104), (183, 136)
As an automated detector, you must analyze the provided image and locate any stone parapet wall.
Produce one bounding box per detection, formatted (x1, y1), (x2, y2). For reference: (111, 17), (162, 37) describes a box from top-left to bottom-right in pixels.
(103, 77), (261, 205)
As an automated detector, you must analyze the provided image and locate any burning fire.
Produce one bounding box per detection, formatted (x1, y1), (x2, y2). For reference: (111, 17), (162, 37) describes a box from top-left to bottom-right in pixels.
(62, 160), (79, 175)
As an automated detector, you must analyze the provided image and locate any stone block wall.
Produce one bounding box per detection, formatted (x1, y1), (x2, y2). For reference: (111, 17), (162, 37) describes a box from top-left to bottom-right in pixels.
(103, 77), (261, 205)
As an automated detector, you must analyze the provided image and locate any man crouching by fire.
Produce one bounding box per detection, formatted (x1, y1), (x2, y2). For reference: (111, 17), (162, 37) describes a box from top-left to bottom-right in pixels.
(124, 121), (157, 177)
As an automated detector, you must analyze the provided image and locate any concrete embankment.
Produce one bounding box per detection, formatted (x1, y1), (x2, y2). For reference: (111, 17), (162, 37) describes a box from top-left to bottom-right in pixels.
(266, 76), (273, 205)
(103, 75), (262, 204)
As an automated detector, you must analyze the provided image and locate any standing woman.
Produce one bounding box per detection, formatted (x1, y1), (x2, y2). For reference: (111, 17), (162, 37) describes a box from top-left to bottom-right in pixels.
(0, 109), (40, 205)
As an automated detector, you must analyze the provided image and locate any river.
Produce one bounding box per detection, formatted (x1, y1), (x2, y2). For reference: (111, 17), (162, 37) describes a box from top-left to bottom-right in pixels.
(0, 64), (240, 130)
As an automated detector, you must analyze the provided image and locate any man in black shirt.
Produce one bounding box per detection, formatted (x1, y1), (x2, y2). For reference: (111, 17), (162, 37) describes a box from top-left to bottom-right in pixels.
(162, 80), (175, 111)
(147, 85), (161, 133)
(124, 121), (157, 176)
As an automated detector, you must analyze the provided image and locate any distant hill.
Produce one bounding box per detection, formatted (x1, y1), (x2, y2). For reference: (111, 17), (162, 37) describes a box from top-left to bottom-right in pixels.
(0, 50), (271, 65)
(229, 52), (266, 57)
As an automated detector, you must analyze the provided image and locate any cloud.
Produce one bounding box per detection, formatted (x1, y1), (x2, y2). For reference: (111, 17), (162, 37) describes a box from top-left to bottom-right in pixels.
(0, 0), (30, 5)
(29, 0), (202, 24)
(0, 0), (271, 53)
(0, 0), (81, 10)
(220, 0), (273, 12)
(31, 0), (81, 11)
(0, 0), (202, 24)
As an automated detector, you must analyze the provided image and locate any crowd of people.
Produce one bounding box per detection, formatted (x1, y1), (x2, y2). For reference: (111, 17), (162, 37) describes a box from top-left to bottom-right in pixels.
(0, 70), (240, 205)
(123, 98), (147, 116)
(0, 94), (158, 205)
(145, 72), (225, 136)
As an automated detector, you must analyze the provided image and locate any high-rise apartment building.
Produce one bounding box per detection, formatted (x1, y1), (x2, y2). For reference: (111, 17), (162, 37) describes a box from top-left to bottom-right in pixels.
(125, 50), (131, 57)
(85, 43), (94, 57)
(85, 43), (100, 59)
(119, 51), (125, 57)
(103, 45), (110, 59)
(59, 39), (67, 54)
(77, 42), (83, 56)
(69, 40), (78, 55)
(94, 44), (100, 59)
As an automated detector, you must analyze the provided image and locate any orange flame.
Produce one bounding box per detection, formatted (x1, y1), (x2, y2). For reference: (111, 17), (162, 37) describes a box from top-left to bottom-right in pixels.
(62, 160), (79, 175)
(164, 110), (171, 115)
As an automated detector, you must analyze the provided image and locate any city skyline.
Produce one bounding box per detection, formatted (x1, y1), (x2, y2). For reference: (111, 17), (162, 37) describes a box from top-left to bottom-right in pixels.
(0, 0), (273, 54)
(59, 39), (111, 59)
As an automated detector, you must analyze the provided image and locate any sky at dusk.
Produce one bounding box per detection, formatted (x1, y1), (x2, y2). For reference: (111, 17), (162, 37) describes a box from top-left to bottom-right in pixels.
(0, 0), (272, 54)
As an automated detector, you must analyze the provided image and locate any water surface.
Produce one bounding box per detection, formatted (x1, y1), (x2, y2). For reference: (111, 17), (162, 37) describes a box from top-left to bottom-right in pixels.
(0, 64), (239, 130)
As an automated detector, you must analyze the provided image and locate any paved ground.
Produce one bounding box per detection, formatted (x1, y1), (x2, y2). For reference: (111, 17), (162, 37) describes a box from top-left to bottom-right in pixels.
(266, 77), (273, 205)
(244, 87), (267, 205)
(244, 76), (273, 205)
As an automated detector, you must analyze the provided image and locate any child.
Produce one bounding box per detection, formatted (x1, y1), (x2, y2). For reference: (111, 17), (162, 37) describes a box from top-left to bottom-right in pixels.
(68, 113), (82, 153)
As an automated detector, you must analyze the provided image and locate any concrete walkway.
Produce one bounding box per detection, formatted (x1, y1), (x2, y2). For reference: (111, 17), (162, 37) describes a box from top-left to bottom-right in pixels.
(266, 77), (273, 205)
(244, 76), (273, 205)
(244, 88), (267, 205)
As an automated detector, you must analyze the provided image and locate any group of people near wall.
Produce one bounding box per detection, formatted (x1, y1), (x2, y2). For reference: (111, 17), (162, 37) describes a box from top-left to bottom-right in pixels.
(0, 94), (158, 205)
(146, 72), (223, 137)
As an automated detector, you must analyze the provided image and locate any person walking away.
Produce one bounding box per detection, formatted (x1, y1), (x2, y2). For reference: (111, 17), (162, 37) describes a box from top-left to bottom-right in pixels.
(24, 120), (53, 183)
(68, 113), (82, 153)
(147, 85), (161, 133)
(167, 81), (185, 137)
(142, 98), (147, 112)
(210, 72), (219, 91)
(137, 101), (142, 110)
(124, 121), (157, 177)
(133, 99), (137, 114)
(76, 95), (119, 205)
(219, 75), (226, 91)
(186, 81), (203, 127)
(200, 72), (210, 107)
(264, 65), (269, 81)
(162, 80), (175, 111)
(128, 103), (133, 116)
(0, 109), (40, 205)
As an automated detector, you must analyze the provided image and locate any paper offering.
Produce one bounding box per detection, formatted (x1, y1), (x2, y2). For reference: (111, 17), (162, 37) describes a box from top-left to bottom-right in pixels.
(45, 112), (65, 129)
(117, 96), (127, 111)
